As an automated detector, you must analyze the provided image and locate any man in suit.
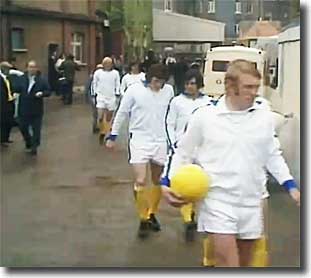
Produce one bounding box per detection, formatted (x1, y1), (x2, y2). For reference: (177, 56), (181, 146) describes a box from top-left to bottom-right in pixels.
(0, 61), (17, 147)
(16, 60), (51, 155)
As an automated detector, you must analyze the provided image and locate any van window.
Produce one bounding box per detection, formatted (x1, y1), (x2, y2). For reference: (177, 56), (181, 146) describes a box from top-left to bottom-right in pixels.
(212, 60), (257, 72)
(212, 61), (229, 72)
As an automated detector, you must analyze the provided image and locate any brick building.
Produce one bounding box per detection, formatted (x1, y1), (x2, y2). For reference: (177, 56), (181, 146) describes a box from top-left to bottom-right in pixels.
(0, 0), (108, 86)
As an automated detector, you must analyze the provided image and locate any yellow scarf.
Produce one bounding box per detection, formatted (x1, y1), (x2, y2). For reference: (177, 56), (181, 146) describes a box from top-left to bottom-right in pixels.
(4, 77), (14, 101)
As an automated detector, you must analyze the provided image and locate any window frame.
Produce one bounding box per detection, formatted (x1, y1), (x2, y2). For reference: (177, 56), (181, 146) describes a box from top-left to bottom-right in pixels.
(246, 2), (253, 14)
(11, 27), (27, 52)
(235, 0), (242, 14)
(207, 0), (216, 14)
(234, 23), (240, 35)
(71, 32), (85, 64)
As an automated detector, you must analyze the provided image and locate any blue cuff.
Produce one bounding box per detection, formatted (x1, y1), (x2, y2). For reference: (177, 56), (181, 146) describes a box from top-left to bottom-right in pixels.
(107, 134), (118, 141)
(282, 179), (298, 191)
(160, 176), (170, 187)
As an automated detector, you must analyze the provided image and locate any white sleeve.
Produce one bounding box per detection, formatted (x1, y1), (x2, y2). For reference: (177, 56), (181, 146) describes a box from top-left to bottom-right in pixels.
(9, 69), (24, 76)
(165, 98), (178, 150)
(265, 132), (293, 184)
(115, 71), (121, 96)
(162, 110), (204, 182)
(110, 90), (134, 136)
(93, 71), (100, 95)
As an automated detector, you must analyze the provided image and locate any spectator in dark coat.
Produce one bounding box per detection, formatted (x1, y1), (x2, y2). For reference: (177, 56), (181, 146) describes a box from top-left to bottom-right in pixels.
(58, 54), (80, 105)
(174, 56), (189, 95)
(16, 60), (51, 155)
(0, 61), (17, 147)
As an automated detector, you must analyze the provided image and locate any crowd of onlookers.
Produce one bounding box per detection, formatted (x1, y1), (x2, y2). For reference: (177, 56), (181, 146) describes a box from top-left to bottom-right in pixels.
(0, 49), (203, 155)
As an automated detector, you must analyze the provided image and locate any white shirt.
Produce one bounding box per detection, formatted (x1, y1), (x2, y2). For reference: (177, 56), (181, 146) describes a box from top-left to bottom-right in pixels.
(111, 83), (174, 143)
(120, 72), (145, 96)
(164, 96), (293, 206)
(28, 75), (35, 93)
(165, 92), (212, 149)
(93, 69), (120, 100)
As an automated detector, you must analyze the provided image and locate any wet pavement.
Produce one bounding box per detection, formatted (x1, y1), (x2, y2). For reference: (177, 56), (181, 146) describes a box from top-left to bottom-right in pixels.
(1, 93), (300, 267)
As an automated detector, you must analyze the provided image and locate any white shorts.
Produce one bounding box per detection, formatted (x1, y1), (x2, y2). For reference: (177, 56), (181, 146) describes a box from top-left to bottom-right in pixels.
(197, 198), (263, 240)
(96, 98), (116, 111)
(128, 139), (167, 166)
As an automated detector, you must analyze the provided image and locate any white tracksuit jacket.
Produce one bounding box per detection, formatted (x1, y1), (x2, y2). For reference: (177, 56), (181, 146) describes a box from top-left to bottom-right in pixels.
(165, 92), (212, 151)
(92, 69), (120, 101)
(120, 72), (145, 96)
(162, 95), (293, 207)
(110, 82), (174, 143)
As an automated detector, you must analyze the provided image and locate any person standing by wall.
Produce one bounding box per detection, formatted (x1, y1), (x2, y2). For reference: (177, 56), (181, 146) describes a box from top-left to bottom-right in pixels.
(16, 60), (51, 155)
(54, 53), (66, 96)
(0, 61), (17, 147)
(58, 54), (79, 105)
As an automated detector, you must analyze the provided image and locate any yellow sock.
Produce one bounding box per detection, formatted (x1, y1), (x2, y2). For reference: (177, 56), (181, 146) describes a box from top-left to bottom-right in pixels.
(251, 237), (269, 267)
(133, 184), (149, 220)
(203, 237), (216, 267)
(148, 185), (162, 216)
(180, 203), (193, 223)
(99, 119), (106, 135)
(104, 120), (112, 135)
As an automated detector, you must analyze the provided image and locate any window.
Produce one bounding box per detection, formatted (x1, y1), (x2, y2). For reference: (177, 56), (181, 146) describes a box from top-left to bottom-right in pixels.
(164, 0), (172, 12)
(234, 23), (240, 35)
(71, 33), (84, 63)
(212, 61), (230, 72)
(212, 60), (257, 72)
(11, 28), (26, 51)
(235, 0), (241, 14)
(208, 0), (216, 13)
(246, 2), (253, 14)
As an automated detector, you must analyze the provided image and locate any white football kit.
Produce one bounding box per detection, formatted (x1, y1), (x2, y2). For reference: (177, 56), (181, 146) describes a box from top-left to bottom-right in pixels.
(93, 69), (120, 111)
(162, 96), (293, 239)
(110, 82), (174, 165)
(120, 72), (145, 96)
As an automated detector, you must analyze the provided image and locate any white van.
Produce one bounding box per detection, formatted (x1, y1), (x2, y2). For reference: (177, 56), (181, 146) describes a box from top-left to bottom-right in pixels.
(202, 46), (267, 97)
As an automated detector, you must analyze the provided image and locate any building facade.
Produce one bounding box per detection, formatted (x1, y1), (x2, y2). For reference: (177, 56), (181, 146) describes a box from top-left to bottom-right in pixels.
(0, 0), (107, 86)
(165, 0), (299, 43)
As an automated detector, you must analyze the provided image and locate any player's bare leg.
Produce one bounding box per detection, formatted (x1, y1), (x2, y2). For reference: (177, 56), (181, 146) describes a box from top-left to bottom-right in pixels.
(237, 239), (256, 267)
(208, 233), (239, 267)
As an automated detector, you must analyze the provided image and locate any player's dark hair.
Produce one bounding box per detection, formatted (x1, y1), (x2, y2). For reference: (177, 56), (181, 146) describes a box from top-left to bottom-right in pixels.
(184, 69), (204, 88)
(146, 64), (169, 82)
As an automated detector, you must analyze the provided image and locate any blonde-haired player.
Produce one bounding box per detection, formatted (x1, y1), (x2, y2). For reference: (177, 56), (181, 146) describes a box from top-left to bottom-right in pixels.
(106, 64), (174, 239)
(93, 57), (120, 144)
(165, 69), (211, 242)
(161, 59), (300, 267)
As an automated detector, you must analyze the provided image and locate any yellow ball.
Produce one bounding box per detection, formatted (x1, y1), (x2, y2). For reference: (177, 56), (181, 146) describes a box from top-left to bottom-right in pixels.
(170, 164), (210, 202)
